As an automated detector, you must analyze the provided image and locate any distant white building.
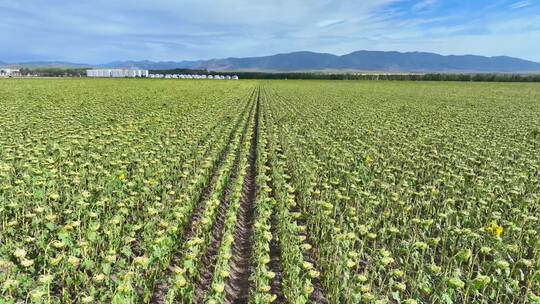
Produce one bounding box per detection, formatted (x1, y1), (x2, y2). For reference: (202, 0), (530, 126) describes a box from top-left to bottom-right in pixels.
(0, 68), (21, 77)
(145, 73), (239, 80)
(86, 69), (148, 78)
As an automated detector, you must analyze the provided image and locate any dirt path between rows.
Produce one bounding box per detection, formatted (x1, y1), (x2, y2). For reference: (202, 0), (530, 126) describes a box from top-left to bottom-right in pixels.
(150, 90), (255, 304)
(224, 87), (260, 304)
(192, 90), (257, 303)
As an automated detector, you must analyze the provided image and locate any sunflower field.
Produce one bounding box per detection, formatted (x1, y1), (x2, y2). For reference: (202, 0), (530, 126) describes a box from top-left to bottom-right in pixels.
(0, 78), (539, 303)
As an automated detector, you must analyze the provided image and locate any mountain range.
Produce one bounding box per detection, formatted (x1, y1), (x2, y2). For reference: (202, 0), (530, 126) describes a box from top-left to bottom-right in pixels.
(3, 51), (540, 73)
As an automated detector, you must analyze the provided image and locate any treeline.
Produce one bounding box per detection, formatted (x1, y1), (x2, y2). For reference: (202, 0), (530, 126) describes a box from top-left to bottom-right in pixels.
(149, 68), (209, 75)
(19, 68), (87, 77)
(150, 69), (540, 82)
(12, 67), (540, 82)
(216, 72), (540, 82)
(420, 73), (540, 82)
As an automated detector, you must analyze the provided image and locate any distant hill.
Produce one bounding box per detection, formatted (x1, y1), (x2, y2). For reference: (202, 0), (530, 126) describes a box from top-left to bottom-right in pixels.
(3, 51), (540, 73)
(177, 51), (540, 73)
(0, 61), (90, 68)
(98, 60), (194, 70)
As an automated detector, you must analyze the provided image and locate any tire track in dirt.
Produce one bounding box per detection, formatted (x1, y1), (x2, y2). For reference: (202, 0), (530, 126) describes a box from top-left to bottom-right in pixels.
(268, 211), (286, 303)
(224, 87), (260, 304)
(262, 87), (287, 304)
(288, 190), (328, 304)
(274, 140), (328, 304)
(191, 89), (257, 303)
(150, 89), (256, 304)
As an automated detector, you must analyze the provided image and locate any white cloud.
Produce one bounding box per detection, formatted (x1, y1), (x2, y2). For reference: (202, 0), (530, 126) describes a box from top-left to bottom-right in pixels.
(0, 0), (539, 62)
(413, 0), (437, 11)
(510, 1), (531, 9)
(317, 19), (346, 28)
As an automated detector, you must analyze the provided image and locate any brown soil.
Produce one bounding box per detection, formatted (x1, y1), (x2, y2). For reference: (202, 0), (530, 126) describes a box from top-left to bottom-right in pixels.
(224, 87), (260, 304)
(150, 89), (255, 304)
(192, 90), (256, 303)
(268, 210), (286, 303)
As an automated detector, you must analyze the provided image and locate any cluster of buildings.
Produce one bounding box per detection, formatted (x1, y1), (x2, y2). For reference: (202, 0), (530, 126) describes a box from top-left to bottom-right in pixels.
(149, 74), (239, 80)
(85, 69), (239, 80)
(86, 69), (149, 78)
(0, 68), (21, 77)
(0, 67), (243, 80)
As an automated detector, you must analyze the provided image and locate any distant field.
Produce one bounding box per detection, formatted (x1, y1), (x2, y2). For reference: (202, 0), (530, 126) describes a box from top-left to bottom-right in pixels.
(0, 79), (539, 303)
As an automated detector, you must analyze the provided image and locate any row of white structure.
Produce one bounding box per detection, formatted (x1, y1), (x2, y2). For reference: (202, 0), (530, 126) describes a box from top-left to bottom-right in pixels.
(86, 69), (149, 78)
(149, 74), (239, 80)
(86, 69), (239, 80)
(0, 68), (21, 77)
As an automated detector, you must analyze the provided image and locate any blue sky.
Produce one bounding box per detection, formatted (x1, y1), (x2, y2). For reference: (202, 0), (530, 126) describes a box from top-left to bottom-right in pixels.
(1, 0), (539, 63)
